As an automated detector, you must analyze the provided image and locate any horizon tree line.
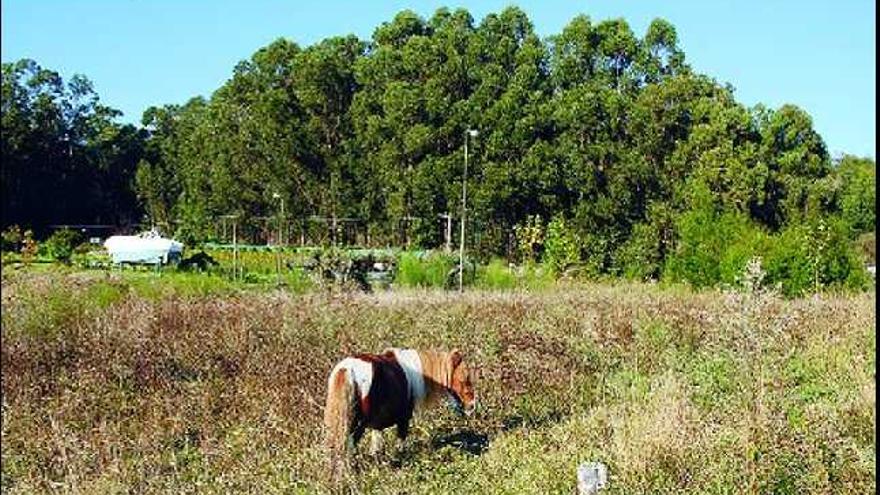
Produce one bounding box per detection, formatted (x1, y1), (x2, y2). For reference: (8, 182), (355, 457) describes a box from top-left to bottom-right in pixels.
(2, 7), (874, 284)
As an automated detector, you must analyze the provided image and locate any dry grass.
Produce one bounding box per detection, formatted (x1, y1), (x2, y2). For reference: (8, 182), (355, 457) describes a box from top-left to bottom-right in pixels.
(1, 269), (875, 493)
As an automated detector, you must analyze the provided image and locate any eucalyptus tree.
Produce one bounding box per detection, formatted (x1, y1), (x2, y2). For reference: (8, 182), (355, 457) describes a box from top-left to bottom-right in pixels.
(200, 39), (320, 234)
(349, 10), (431, 241)
(292, 35), (366, 225)
(136, 100), (204, 230)
(756, 104), (831, 227)
(3, 5), (865, 291)
(468, 6), (554, 251)
(2, 59), (142, 231)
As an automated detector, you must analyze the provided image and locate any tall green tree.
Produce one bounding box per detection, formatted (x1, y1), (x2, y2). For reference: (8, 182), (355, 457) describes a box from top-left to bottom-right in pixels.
(2, 59), (143, 231)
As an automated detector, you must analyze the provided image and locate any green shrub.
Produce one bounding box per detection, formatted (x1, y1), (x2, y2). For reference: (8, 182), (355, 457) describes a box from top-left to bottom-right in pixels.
(578, 232), (614, 277)
(71, 250), (112, 269)
(125, 271), (238, 299)
(43, 228), (84, 264)
(85, 280), (128, 309)
(665, 207), (751, 289)
(395, 252), (456, 288)
(473, 225), (509, 262)
(476, 258), (516, 290)
(853, 231), (875, 265)
(1, 225), (23, 252)
(718, 225), (773, 287)
(282, 267), (314, 293)
(837, 155), (875, 235)
(514, 215), (544, 263)
(762, 225), (814, 296)
(687, 351), (739, 412)
(518, 261), (556, 290)
(668, 204), (867, 296)
(614, 203), (676, 281)
(543, 214), (580, 275)
(425, 253), (458, 288)
(20, 229), (38, 264)
(615, 222), (663, 280)
(764, 218), (868, 297)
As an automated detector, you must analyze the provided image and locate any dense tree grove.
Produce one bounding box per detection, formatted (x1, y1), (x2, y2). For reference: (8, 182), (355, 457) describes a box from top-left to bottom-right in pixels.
(2, 59), (145, 231)
(2, 7), (875, 291)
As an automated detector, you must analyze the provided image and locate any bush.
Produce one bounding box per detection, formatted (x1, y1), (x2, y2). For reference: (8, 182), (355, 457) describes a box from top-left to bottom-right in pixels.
(718, 224), (773, 287)
(395, 251), (456, 288)
(71, 250), (112, 269)
(812, 219), (869, 291)
(854, 232), (875, 265)
(514, 215), (544, 263)
(615, 222), (663, 280)
(543, 214), (580, 275)
(665, 207), (751, 289)
(43, 228), (84, 264)
(518, 261), (556, 290)
(1, 225), (23, 252)
(20, 229), (38, 264)
(615, 203), (676, 281)
(473, 225), (509, 262)
(837, 155), (875, 235)
(667, 201), (867, 296)
(579, 232), (614, 277)
(764, 219), (868, 297)
(475, 258), (516, 290)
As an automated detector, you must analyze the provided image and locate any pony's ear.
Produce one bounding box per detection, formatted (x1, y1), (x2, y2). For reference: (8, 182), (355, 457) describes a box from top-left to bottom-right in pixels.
(449, 349), (463, 368)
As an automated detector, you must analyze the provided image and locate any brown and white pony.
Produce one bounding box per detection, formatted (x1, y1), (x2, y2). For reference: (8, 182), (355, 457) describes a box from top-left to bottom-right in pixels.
(323, 348), (476, 475)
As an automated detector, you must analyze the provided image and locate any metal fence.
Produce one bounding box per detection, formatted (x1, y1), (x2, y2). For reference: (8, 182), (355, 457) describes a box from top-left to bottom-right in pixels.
(138, 214), (518, 260)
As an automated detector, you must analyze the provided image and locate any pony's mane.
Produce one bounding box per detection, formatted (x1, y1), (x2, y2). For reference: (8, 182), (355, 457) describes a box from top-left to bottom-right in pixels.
(384, 348), (458, 407)
(415, 350), (457, 405)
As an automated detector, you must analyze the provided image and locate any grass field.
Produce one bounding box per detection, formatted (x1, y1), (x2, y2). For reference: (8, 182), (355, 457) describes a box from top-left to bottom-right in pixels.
(0, 267), (875, 493)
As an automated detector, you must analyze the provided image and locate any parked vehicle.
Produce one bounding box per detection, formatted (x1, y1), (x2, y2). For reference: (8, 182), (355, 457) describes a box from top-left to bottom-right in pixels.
(103, 229), (183, 265)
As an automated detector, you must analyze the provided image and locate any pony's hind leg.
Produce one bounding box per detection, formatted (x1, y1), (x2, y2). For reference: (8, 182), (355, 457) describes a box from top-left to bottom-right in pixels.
(348, 422), (367, 473)
(350, 421), (367, 448)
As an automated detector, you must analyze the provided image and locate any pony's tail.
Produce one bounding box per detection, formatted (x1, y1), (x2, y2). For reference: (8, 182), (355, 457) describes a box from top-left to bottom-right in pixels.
(324, 367), (355, 479)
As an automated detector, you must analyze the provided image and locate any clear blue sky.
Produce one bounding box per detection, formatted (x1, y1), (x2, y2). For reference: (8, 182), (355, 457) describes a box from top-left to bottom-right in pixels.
(2, 0), (875, 158)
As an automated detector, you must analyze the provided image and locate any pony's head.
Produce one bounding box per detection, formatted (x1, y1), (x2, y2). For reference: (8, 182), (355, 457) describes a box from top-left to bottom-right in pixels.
(446, 349), (476, 417)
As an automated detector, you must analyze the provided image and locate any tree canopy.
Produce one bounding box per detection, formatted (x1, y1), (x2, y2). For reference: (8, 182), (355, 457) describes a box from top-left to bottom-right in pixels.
(2, 7), (875, 289)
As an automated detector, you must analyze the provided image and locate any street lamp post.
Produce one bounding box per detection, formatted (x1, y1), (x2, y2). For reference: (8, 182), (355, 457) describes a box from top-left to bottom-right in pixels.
(272, 192), (284, 246)
(272, 192), (284, 286)
(460, 128), (478, 293)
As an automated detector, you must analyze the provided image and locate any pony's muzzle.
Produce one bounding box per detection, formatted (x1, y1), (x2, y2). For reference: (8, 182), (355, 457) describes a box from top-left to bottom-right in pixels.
(463, 396), (477, 417)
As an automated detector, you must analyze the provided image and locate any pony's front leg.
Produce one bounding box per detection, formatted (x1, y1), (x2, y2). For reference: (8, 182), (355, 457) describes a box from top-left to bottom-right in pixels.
(368, 430), (385, 457)
(395, 421), (409, 442)
(389, 420), (411, 466)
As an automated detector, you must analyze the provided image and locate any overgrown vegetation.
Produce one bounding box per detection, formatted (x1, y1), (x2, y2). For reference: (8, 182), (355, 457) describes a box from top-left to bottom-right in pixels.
(395, 252), (457, 288)
(40, 228), (84, 265)
(2, 6), (874, 493)
(1, 270), (874, 493)
(2, 227), (870, 297)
